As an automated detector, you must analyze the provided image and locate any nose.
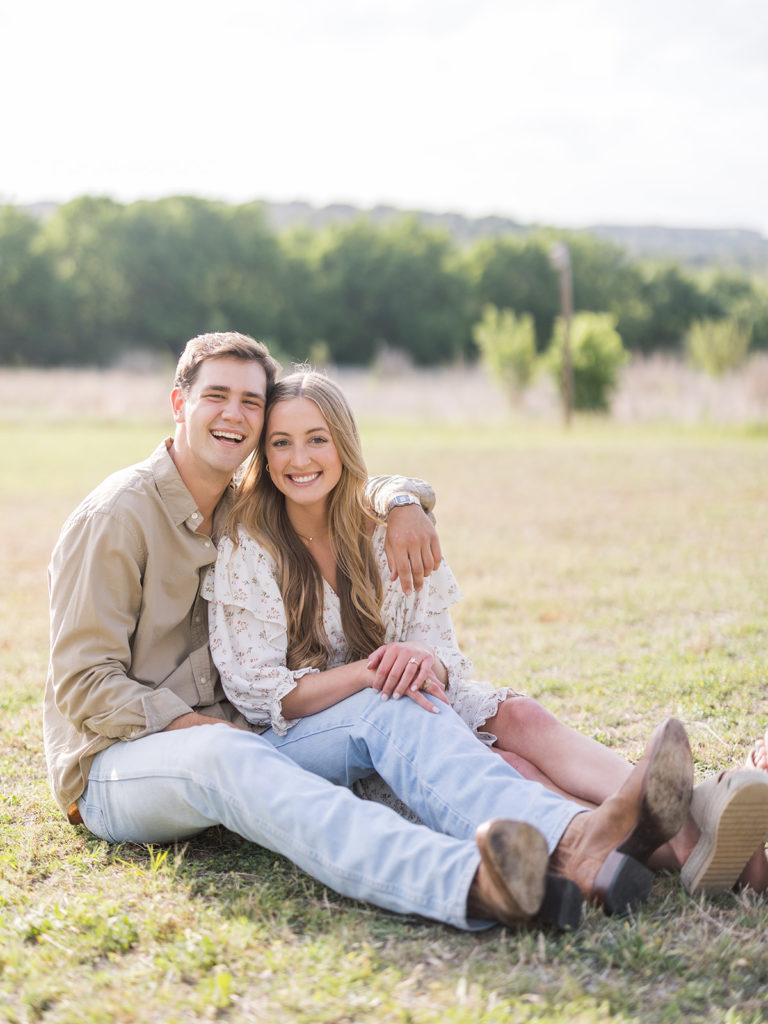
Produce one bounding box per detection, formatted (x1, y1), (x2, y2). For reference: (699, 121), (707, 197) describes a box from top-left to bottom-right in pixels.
(221, 396), (244, 421)
(291, 443), (312, 467)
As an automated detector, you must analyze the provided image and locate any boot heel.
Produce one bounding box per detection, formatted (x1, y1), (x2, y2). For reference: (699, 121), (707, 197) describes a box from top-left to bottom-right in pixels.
(595, 850), (654, 916)
(539, 874), (583, 931)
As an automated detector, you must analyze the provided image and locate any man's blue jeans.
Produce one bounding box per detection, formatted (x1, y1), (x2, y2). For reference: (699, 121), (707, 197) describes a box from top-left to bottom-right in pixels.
(78, 691), (581, 930)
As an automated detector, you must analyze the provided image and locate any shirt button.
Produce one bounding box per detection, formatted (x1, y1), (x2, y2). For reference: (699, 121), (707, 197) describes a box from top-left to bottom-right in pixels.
(191, 512), (199, 520)
(204, 541), (212, 548)
(201, 675), (207, 684)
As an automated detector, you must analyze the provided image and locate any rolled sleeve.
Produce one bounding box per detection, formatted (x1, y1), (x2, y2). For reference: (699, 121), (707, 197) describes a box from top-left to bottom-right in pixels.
(365, 475), (436, 520)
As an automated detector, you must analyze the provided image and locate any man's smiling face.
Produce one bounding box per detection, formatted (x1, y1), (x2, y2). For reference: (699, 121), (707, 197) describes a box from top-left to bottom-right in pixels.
(171, 356), (267, 489)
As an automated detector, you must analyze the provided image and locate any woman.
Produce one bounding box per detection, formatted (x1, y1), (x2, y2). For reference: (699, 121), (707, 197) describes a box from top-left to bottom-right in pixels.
(205, 370), (768, 898)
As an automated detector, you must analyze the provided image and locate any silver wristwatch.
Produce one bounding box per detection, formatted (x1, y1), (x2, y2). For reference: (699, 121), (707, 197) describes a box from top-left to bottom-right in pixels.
(387, 494), (422, 513)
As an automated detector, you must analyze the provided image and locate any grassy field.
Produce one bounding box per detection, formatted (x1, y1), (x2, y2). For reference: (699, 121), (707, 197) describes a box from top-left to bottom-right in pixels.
(3, 407), (768, 1023)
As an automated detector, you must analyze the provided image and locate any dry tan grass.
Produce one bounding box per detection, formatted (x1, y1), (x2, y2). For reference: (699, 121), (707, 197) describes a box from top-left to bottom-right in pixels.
(3, 354), (768, 425)
(4, 411), (768, 1023)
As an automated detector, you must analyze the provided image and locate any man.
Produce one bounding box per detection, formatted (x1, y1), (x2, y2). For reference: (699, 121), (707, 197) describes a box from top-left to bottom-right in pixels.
(45, 331), (694, 931)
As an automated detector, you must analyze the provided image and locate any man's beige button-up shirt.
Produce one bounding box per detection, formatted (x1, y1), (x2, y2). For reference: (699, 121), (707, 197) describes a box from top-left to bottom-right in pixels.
(44, 440), (247, 812)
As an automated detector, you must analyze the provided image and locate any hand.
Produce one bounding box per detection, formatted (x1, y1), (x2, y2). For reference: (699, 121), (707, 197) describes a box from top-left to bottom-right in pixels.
(367, 643), (450, 714)
(163, 711), (247, 731)
(385, 504), (442, 596)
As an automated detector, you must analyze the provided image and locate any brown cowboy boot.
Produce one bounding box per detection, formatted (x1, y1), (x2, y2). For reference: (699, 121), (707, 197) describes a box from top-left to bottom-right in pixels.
(617, 718), (694, 863)
(468, 820), (548, 927)
(549, 718), (693, 915)
(468, 820), (583, 931)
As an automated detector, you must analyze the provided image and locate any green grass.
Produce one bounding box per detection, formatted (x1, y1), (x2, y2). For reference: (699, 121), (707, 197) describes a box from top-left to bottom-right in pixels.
(3, 418), (768, 1023)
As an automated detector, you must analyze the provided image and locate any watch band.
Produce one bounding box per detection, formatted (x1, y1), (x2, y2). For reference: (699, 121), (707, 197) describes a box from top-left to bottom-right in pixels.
(387, 493), (422, 513)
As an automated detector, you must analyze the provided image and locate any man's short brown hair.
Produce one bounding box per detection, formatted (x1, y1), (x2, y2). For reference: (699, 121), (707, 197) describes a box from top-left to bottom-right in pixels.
(174, 332), (281, 395)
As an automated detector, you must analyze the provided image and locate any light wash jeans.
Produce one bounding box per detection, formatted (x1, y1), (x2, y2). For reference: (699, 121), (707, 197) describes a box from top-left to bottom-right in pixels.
(79, 691), (581, 930)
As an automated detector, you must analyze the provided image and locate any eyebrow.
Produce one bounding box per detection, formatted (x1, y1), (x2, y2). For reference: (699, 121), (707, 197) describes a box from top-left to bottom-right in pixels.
(268, 425), (330, 438)
(203, 383), (265, 400)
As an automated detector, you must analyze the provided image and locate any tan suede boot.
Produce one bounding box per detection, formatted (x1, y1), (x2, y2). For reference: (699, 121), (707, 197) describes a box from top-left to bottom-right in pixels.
(617, 718), (694, 864)
(549, 718), (693, 915)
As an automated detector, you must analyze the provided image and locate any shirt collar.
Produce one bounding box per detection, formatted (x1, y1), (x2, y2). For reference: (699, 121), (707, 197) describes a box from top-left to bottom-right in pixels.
(150, 439), (235, 535)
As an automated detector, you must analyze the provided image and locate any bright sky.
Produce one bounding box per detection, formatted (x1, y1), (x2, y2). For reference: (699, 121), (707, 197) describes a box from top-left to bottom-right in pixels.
(3, 0), (767, 233)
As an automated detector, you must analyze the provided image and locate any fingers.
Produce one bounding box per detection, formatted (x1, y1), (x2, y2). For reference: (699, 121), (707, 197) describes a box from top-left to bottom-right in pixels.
(384, 507), (442, 596)
(366, 646), (386, 682)
(411, 677), (450, 706)
(408, 554), (425, 595)
(367, 645), (398, 692)
(429, 532), (442, 570)
(393, 548), (416, 596)
(406, 688), (441, 714)
(378, 654), (423, 700)
(388, 541), (438, 595)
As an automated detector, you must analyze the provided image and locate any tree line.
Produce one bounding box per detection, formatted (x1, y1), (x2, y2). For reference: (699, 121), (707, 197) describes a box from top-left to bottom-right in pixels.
(2, 195), (767, 367)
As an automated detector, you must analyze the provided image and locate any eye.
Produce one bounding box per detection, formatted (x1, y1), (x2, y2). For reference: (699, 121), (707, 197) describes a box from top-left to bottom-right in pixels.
(310, 435), (328, 445)
(270, 438), (289, 448)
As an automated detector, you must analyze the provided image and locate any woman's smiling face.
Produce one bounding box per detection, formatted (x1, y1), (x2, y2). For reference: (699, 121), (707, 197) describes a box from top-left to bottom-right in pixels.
(265, 396), (343, 510)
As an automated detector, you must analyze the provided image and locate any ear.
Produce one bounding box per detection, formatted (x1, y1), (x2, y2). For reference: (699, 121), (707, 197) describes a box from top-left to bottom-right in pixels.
(170, 386), (186, 424)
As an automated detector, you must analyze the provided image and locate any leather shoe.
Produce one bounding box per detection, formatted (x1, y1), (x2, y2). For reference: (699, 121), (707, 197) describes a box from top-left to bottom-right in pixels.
(549, 718), (693, 915)
(468, 820), (549, 927)
(469, 820), (583, 931)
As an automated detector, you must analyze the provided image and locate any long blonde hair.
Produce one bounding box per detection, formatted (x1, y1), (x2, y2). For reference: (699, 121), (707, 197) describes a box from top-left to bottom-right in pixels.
(229, 371), (385, 670)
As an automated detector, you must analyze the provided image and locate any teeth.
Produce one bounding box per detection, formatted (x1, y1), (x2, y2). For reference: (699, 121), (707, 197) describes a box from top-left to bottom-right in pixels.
(212, 430), (244, 442)
(291, 473), (319, 483)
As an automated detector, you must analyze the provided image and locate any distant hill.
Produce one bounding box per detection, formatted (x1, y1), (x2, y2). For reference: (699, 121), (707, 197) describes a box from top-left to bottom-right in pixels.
(17, 198), (768, 271)
(587, 223), (768, 270)
(263, 201), (768, 270)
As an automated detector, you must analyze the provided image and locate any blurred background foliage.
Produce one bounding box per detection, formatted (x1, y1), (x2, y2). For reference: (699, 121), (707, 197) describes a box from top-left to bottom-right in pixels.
(2, 196), (767, 376)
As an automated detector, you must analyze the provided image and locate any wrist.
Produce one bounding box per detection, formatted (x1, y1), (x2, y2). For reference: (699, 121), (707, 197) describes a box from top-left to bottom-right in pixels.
(386, 493), (422, 515)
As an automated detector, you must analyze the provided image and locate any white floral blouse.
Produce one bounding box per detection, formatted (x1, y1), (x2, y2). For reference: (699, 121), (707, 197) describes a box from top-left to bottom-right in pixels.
(204, 524), (520, 741)
(202, 524), (519, 742)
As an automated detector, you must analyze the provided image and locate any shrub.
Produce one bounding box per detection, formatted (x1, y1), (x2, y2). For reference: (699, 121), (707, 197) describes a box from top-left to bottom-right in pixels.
(685, 318), (752, 376)
(546, 312), (628, 412)
(472, 304), (537, 399)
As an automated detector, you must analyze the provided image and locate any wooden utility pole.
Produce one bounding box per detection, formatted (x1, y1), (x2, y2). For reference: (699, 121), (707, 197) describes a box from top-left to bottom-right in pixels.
(549, 242), (573, 427)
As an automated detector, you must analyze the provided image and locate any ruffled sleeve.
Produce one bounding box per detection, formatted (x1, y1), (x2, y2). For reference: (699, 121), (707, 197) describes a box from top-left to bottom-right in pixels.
(375, 526), (474, 691)
(203, 529), (317, 735)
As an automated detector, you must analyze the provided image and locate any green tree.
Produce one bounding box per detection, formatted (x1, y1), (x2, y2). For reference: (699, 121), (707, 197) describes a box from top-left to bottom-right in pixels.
(468, 236), (558, 349)
(39, 196), (130, 364)
(0, 206), (58, 364)
(546, 312), (628, 411)
(116, 197), (238, 353)
(472, 305), (537, 399)
(702, 272), (768, 351)
(619, 264), (709, 352)
(686, 319), (752, 375)
(311, 218), (473, 365)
